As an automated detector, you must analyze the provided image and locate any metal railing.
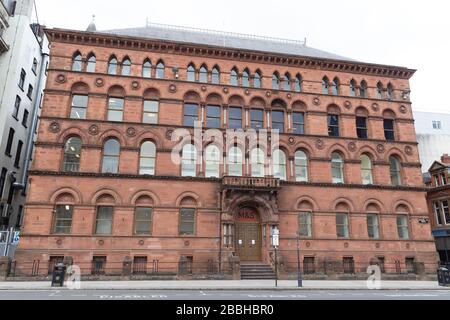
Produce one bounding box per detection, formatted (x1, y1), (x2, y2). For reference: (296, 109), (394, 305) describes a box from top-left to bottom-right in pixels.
(222, 176), (280, 189)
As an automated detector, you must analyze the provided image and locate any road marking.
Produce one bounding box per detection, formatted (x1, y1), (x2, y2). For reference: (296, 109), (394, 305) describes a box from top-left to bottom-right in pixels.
(199, 291), (208, 296)
(49, 290), (60, 297)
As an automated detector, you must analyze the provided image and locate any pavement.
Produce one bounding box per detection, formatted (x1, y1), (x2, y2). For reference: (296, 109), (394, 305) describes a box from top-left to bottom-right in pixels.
(0, 280), (447, 291)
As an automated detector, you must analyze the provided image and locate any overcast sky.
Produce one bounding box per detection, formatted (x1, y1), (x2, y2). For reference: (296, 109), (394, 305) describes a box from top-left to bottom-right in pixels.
(34, 0), (449, 114)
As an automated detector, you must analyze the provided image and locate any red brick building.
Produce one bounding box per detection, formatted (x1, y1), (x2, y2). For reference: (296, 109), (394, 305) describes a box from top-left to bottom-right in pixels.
(14, 23), (437, 278)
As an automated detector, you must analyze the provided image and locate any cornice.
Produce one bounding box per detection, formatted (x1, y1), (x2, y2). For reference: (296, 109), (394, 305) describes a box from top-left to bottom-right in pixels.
(45, 28), (416, 80)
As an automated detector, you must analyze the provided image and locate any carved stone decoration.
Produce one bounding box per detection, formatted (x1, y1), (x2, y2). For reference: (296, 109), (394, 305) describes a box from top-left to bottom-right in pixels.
(405, 146), (413, 156)
(98, 240), (104, 246)
(315, 138), (325, 150)
(344, 242), (349, 248)
(286, 93), (292, 100)
(184, 240), (190, 247)
(348, 142), (357, 152)
(266, 91), (271, 97)
(245, 89), (250, 96)
(201, 85), (207, 92)
(138, 240), (145, 246)
(406, 243), (410, 249)
(55, 74), (67, 84)
(166, 129), (174, 140)
(371, 103), (379, 112)
(95, 78), (105, 87)
(377, 144), (385, 154)
(88, 124), (99, 136)
(375, 243), (380, 249)
(288, 137), (295, 145)
(399, 105), (407, 114)
(56, 239), (63, 245)
(48, 121), (61, 133)
(223, 87), (229, 94)
(131, 81), (140, 90)
(169, 84), (177, 93)
(313, 97), (320, 106)
(344, 100), (352, 109)
(126, 127), (137, 137)
(306, 242), (311, 248)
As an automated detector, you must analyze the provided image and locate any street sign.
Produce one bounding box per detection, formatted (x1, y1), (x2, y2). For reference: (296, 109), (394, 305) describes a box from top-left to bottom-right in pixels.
(272, 234), (279, 247)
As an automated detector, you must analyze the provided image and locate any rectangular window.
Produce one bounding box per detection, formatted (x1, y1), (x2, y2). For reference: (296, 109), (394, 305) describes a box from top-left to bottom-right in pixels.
(250, 109), (264, 131)
(292, 112), (304, 135)
(442, 174), (448, 186)
(133, 256), (147, 274)
(107, 98), (124, 122)
(22, 109), (29, 127)
(272, 111), (284, 133)
(92, 256), (106, 275)
(303, 257), (315, 274)
(143, 100), (159, 124)
(53, 205), (73, 234)
(434, 202), (443, 225)
(442, 201), (450, 224)
(14, 140), (23, 168)
(336, 213), (349, 238)
(228, 107), (242, 129)
(433, 121), (442, 130)
(134, 207), (152, 235)
(13, 96), (21, 119)
(27, 84), (33, 99)
(19, 69), (26, 89)
(367, 214), (380, 239)
(384, 119), (395, 141)
(0, 168), (7, 198)
(405, 257), (415, 274)
(206, 105), (221, 128)
(343, 257), (355, 274)
(5, 128), (15, 156)
(95, 206), (113, 235)
(223, 224), (234, 247)
(70, 95), (88, 119)
(299, 212), (312, 237)
(183, 103), (199, 127)
(328, 114), (340, 137)
(356, 117), (368, 139)
(397, 216), (409, 240)
(179, 208), (195, 235)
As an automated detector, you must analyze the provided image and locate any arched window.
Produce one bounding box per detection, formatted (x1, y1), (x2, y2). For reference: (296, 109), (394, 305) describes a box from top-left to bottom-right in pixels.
(294, 74), (302, 92)
(360, 80), (367, 98)
(383, 110), (396, 141)
(86, 54), (96, 73)
(230, 68), (238, 86)
(332, 77), (340, 96)
(155, 61), (165, 79)
(63, 137), (82, 172)
(331, 152), (344, 184)
(272, 72), (280, 90)
(199, 65), (208, 83)
(283, 73), (291, 91)
(387, 83), (394, 100)
(360, 154), (373, 185)
(205, 145), (220, 178)
(322, 76), (329, 94)
(187, 64), (196, 82)
(53, 202), (74, 234)
(212, 66), (220, 84)
(182, 144), (197, 177)
(72, 52), (83, 71)
(228, 146), (243, 177)
(121, 57), (131, 76)
(376, 82), (384, 99)
(350, 79), (357, 97)
(139, 141), (156, 175)
(254, 70), (262, 88)
(102, 139), (120, 174)
(142, 59), (152, 78)
(389, 156), (402, 186)
(108, 56), (118, 75)
(251, 148), (265, 177)
(242, 69), (250, 87)
(295, 150), (308, 182)
(273, 149), (287, 180)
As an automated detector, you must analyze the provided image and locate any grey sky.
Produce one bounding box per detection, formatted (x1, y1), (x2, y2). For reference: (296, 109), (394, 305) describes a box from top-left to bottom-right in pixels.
(34, 0), (449, 114)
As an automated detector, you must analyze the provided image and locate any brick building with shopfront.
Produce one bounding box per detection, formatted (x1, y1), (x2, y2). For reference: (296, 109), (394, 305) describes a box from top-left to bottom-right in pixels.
(12, 22), (438, 279)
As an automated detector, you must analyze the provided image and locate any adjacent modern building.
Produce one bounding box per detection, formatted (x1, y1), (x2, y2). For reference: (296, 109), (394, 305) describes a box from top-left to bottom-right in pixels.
(414, 111), (450, 173)
(0, 0), (48, 237)
(13, 22), (437, 278)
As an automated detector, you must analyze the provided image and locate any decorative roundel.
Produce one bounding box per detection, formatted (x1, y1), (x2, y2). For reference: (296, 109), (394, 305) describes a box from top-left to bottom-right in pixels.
(344, 242), (349, 248)
(286, 93), (292, 100)
(201, 85), (207, 92)
(184, 240), (190, 247)
(223, 87), (229, 94)
(169, 84), (177, 93)
(288, 137), (295, 145)
(165, 129), (174, 140)
(375, 243), (380, 249)
(406, 243), (410, 249)
(399, 105), (407, 114)
(371, 103), (379, 112)
(138, 240), (145, 246)
(56, 239), (63, 245)
(95, 78), (105, 87)
(55, 74), (67, 84)
(405, 146), (413, 156)
(88, 124), (99, 136)
(305, 242), (311, 248)
(313, 97), (320, 106)
(344, 101), (352, 109)
(348, 142), (357, 152)
(98, 240), (105, 246)
(377, 144), (385, 153)
(131, 81), (140, 90)
(126, 127), (137, 137)
(315, 138), (325, 150)
(245, 89), (250, 96)
(266, 91), (271, 97)
(48, 121), (61, 133)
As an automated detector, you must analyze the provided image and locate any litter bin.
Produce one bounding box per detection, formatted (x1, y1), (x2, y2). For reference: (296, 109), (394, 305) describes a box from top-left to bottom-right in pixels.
(51, 263), (66, 287)
(437, 267), (450, 287)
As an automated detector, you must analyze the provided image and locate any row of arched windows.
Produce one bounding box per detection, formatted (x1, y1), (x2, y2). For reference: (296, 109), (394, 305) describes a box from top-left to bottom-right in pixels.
(62, 137), (403, 186)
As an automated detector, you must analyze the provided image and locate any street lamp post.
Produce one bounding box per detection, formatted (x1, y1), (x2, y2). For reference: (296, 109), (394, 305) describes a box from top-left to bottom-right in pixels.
(296, 231), (303, 287)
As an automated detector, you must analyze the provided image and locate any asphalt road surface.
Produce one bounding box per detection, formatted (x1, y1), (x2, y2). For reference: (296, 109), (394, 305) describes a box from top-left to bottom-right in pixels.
(0, 289), (449, 300)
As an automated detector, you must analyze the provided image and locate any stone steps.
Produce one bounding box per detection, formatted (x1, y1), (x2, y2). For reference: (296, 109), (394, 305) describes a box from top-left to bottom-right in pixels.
(241, 263), (276, 280)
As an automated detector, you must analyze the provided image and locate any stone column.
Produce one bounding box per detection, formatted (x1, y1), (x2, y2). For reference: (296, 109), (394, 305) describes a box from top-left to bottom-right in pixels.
(230, 256), (241, 280)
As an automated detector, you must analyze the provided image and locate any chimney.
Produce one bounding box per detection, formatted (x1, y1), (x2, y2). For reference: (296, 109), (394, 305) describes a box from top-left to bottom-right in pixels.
(441, 154), (450, 164)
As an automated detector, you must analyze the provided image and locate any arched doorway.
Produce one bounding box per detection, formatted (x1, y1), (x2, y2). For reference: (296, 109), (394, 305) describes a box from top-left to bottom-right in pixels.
(234, 206), (262, 261)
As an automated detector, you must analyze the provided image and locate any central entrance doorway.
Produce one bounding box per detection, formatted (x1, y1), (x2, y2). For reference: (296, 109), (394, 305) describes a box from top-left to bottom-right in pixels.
(234, 207), (261, 261)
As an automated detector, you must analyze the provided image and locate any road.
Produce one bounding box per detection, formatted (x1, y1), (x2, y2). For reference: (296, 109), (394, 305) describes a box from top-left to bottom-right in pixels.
(0, 289), (449, 300)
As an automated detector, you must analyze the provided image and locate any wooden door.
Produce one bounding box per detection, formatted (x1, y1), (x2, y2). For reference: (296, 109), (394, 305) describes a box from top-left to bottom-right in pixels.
(235, 223), (261, 261)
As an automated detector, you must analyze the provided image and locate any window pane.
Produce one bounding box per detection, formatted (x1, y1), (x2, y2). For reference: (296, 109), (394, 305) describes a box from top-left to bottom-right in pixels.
(272, 111), (284, 133)
(180, 209), (195, 235)
(135, 208), (152, 234)
(293, 112), (304, 135)
(228, 107), (242, 129)
(96, 207), (113, 234)
(207, 106), (221, 128)
(54, 205), (73, 234)
(367, 214), (379, 239)
(251, 109), (264, 130)
(299, 212), (312, 237)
